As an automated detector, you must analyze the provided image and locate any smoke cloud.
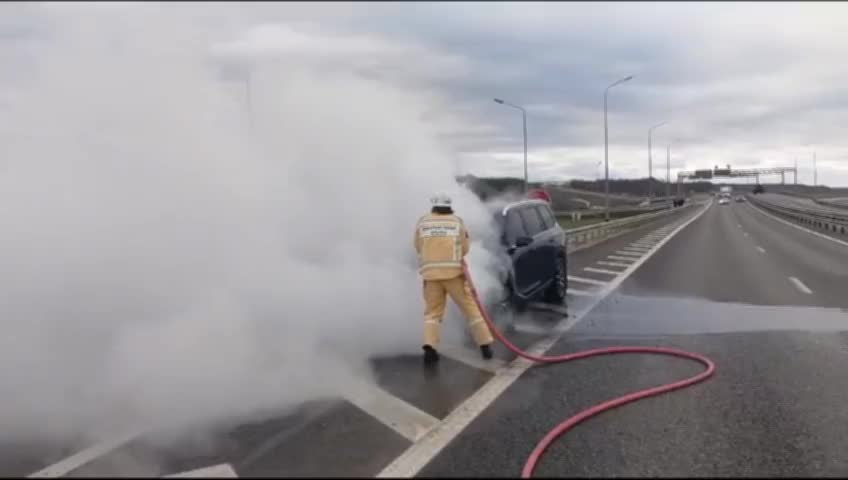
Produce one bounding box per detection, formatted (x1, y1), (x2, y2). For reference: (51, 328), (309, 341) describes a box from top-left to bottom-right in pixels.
(0, 4), (506, 448)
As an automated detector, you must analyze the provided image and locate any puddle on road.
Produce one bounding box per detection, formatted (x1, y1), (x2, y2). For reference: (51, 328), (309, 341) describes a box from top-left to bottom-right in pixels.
(572, 292), (848, 338)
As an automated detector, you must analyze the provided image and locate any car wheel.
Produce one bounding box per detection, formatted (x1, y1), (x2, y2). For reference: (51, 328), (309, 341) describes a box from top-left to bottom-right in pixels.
(544, 252), (567, 305)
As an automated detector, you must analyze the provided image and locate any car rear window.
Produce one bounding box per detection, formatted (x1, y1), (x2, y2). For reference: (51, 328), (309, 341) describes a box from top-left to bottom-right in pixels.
(519, 206), (545, 236)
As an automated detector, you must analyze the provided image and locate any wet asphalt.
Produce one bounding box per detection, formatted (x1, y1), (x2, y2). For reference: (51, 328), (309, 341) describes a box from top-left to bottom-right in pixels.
(419, 200), (848, 477)
(15, 201), (848, 477)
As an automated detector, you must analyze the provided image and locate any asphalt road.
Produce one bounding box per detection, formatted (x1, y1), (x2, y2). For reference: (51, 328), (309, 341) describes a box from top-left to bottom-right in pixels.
(5, 205), (702, 478)
(419, 199), (848, 477)
(758, 192), (848, 216)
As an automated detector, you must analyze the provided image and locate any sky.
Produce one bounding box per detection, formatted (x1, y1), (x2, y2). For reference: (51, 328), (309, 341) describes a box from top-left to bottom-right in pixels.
(3, 2), (848, 186)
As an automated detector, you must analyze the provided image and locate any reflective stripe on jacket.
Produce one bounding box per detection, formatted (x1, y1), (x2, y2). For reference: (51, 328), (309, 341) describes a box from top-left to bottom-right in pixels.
(414, 213), (470, 280)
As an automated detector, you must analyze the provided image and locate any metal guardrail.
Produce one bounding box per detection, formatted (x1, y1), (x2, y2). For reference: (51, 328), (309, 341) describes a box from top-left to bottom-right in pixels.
(748, 195), (848, 235)
(555, 202), (670, 220)
(560, 201), (699, 252)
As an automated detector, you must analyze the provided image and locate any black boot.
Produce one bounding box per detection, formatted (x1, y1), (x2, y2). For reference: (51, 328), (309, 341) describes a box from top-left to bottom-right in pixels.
(422, 345), (439, 366)
(480, 343), (493, 360)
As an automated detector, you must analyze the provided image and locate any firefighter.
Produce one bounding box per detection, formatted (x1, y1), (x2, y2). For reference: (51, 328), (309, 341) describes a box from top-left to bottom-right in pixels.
(414, 192), (494, 365)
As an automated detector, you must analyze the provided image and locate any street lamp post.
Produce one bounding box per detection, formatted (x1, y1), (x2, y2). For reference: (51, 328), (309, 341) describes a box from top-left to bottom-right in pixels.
(604, 75), (634, 221)
(813, 151), (817, 187)
(494, 98), (528, 193)
(648, 121), (667, 200)
(666, 144), (671, 200)
(794, 157), (798, 184)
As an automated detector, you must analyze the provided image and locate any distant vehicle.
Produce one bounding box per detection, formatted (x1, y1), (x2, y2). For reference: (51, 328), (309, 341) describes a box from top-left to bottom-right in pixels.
(718, 197), (730, 205)
(673, 198), (686, 207)
(735, 195), (745, 202)
(492, 199), (567, 311)
(752, 184), (765, 194)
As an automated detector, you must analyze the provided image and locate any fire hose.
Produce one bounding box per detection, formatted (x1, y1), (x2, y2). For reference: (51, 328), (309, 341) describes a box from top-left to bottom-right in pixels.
(461, 263), (716, 478)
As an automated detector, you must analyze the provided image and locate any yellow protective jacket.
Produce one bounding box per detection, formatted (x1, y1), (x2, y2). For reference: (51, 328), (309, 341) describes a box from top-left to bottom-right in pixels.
(414, 212), (470, 281)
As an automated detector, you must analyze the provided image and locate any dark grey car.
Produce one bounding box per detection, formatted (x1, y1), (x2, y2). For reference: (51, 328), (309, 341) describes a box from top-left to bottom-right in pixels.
(493, 199), (568, 310)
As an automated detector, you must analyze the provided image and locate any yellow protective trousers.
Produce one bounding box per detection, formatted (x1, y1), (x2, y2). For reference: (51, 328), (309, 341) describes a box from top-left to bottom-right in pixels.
(422, 275), (494, 347)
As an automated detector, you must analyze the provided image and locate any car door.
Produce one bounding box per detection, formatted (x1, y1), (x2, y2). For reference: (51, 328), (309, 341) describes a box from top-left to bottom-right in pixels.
(535, 203), (566, 276)
(516, 205), (549, 296)
(503, 208), (536, 297)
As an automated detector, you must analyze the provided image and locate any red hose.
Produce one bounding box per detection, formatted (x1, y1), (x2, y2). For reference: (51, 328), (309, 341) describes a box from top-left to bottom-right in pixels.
(462, 263), (716, 478)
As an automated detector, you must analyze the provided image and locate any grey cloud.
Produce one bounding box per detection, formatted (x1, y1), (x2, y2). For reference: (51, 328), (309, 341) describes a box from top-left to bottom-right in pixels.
(3, 2), (848, 184)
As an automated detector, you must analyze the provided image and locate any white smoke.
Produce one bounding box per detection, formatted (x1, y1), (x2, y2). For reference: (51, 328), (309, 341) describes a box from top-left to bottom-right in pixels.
(0, 4), (507, 446)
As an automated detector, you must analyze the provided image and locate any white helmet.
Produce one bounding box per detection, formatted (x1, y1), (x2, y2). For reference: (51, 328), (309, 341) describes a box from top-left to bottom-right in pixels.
(430, 192), (452, 208)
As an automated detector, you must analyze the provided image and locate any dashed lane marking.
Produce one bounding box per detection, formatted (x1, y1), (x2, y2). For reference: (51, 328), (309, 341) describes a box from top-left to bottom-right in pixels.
(607, 255), (637, 262)
(376, 201), (712, 478)
(164, 464), (238, 478)
(27, 431), (144, 478)
(613, 250), (643, 257)
(566, 275), (609, 286)
(567, 288), (597, 297)
(596, 261), (631, 268)
(788, 276), (813, 295)
(747, 201), (848, 249)
(756, 246), (766, 254)
(344, 381), (440, 443)
(583, 267), (621, 275)
(620, 247), (650, 254)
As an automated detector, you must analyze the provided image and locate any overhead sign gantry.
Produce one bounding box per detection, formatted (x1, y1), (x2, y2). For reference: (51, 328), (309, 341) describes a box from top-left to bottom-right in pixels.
(674, 165), (798, 195)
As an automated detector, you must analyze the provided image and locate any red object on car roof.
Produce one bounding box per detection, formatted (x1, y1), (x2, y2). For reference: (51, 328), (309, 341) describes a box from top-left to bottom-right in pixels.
(527, 189), (551, 203)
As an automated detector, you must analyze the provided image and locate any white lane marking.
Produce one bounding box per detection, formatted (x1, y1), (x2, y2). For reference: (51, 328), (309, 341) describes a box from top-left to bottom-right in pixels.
(756, 246), (766, 254)
(583, 267), (621, 275)
(438, 344), (507, 374)
(614, 250), (643, 257)
(630, 242), (655, 248)
(27, 431), (143, 478)
(597, 260), (631, 268)
(165, 464), (238, 478)
(566, 275), (608, 286)
(376, 201), (712, 478)
(743, 232), (749, 237)
(344, 381), (439, 442)
(620, 247), (650, 254)
(747, 201), (848, 249)
(789, 276), (813, 295)
(566, 288), (596, 297)
(607, 255), (637, 262)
